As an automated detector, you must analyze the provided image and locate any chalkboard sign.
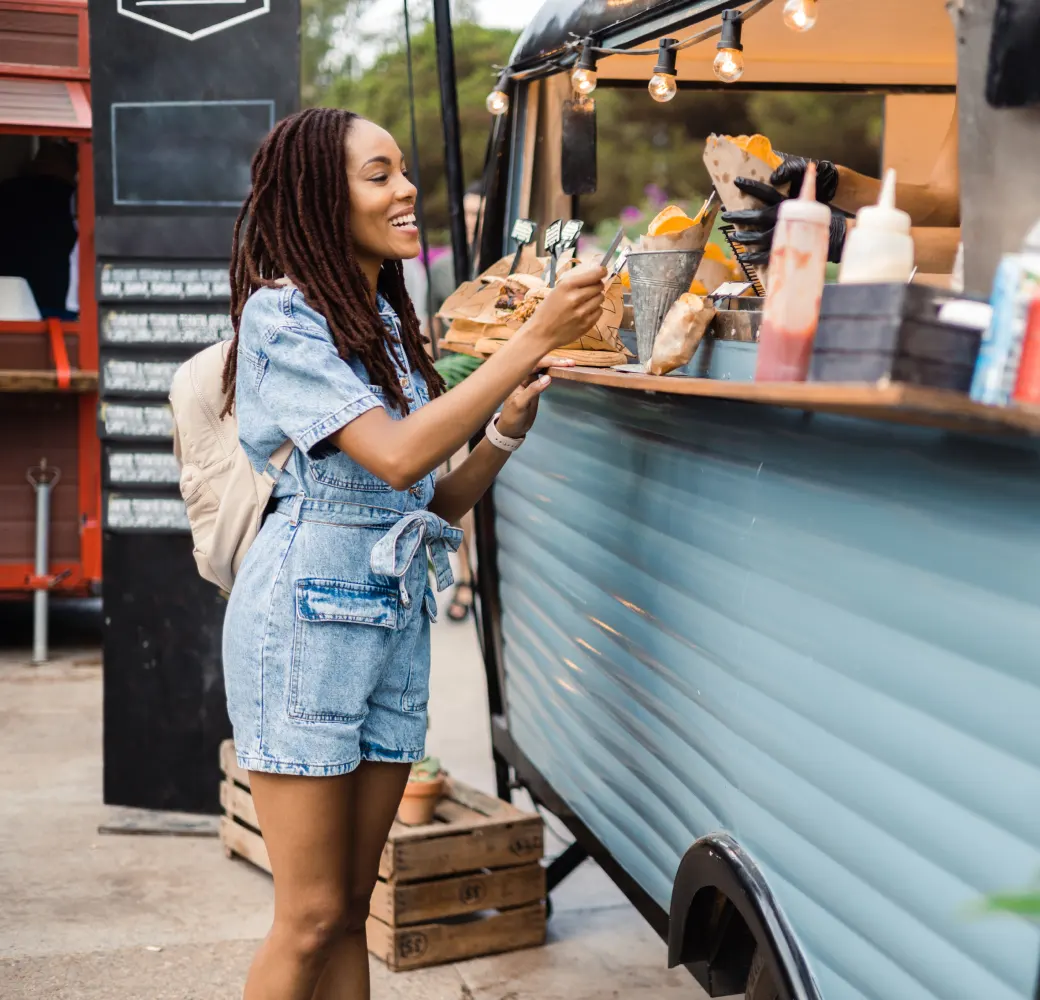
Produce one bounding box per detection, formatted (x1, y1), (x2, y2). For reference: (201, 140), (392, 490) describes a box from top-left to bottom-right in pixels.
(101, 308), (233, 348)
(98, 401), (174, 441)
(98, 264), (231, 301)
(105, 449), (182, 488)
(112, 100), (275, 207)
(104, 494), (190, 533)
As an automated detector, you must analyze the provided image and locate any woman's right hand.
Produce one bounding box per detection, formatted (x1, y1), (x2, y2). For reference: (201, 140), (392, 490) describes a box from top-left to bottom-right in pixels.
(529, 263), (607, 349)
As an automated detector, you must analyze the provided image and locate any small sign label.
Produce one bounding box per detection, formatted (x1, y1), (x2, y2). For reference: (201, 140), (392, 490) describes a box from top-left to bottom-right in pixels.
(103, 359), (182, 395)
(100, 403), (174, 439)
(543, 220), (563, 255)
(107, 452), (181, 486)
(559, 219), (584, 251)
(100, 265), (231, 301)
(105, 494), (189, 532)
(102, 310), (233, 346)
(511, 219), (536, 246)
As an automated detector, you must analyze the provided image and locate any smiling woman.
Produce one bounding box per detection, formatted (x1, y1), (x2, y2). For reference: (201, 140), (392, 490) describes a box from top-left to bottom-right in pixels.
(216, 107), (607, 1000)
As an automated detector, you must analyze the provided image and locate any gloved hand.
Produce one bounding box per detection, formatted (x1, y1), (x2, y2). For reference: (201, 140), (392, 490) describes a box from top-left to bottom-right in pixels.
(770, 154), (840, 204)
(721, 178), (848, 265)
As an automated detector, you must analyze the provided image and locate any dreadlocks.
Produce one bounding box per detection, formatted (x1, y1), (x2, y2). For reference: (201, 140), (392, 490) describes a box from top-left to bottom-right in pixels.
(221, 107), (444, 417)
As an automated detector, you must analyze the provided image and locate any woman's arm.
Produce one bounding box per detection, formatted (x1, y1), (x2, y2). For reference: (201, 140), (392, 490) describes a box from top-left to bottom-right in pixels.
(427, 372), (551, 523)
(330, 265), (606, 492)
(833, 112), (960, 227)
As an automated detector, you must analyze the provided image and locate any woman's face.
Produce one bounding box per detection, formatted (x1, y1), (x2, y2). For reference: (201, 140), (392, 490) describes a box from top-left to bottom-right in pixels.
(346, 119), (420, 262)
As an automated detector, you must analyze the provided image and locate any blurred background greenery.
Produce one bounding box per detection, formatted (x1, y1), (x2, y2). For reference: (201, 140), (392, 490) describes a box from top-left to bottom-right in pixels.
(302, 0), (883, 246)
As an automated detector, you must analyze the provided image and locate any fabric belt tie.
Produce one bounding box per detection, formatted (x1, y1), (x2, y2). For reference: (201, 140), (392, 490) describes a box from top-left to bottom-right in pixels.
(369, 510), (463, 609)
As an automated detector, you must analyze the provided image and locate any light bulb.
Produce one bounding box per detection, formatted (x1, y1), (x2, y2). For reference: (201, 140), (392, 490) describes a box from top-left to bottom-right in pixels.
(486, 89), (510, 116)
(783, 0), (818, 32)
(572, 66), (598, 96)
(713, 48), (744, 84)
(648, 72), (677, 103)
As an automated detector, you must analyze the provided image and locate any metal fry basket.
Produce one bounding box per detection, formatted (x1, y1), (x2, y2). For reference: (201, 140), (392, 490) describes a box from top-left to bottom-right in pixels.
(626, 250), (703, 365)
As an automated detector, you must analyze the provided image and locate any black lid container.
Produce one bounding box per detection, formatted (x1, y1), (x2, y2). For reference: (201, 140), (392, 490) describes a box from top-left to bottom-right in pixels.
(810, 284), (984, 391)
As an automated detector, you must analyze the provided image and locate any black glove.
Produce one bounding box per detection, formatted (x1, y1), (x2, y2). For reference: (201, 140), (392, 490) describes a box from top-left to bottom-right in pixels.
(770, 153), (840, 204)
(721, 178), (847, 265)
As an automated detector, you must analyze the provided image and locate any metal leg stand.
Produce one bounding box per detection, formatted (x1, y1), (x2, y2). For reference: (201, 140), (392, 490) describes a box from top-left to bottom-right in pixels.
(27, 460), (60, 666)
(546, 841), (590, 894)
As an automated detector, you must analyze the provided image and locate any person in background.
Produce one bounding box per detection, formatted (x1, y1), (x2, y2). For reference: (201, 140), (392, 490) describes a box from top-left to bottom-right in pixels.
(429, 180), (486, 622)
(724, 108), (961, 275)
(0, 139), (78, 318)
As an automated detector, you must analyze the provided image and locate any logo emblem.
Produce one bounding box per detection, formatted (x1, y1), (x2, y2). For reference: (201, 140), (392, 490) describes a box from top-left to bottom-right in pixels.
(116, 0), (271, 42)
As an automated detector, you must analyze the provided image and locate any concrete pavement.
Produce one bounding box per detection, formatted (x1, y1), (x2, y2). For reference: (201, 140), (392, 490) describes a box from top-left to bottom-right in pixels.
(0, 600), (707, 999)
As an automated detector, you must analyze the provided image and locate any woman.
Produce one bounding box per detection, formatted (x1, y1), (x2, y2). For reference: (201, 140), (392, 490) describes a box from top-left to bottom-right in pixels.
(220, 108), (605, 1000)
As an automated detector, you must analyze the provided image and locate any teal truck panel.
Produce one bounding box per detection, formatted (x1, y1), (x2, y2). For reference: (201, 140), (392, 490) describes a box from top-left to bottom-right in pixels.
(494, 381), (1040, 1000)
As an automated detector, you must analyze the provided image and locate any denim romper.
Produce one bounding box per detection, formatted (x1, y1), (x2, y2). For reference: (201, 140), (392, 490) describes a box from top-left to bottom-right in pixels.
(222, 285), (461, 776)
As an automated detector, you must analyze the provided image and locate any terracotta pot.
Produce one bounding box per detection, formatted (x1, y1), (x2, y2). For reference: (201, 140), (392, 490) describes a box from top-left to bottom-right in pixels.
(397, 774), (446, 826)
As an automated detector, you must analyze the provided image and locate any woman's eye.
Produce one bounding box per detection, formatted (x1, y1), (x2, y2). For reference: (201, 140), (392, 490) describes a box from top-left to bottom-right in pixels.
(370, 174), (388, 183)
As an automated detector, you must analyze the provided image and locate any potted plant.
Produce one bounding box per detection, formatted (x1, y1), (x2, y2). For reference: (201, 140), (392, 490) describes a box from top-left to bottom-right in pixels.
(398, 756), (446, 826)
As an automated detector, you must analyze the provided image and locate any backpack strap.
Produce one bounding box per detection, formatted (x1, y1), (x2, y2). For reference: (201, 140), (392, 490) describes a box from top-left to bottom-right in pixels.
(262, 440), (294, 483)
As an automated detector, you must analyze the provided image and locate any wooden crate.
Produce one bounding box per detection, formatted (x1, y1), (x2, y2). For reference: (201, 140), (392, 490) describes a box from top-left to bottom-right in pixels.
(218, 740), (547, 971)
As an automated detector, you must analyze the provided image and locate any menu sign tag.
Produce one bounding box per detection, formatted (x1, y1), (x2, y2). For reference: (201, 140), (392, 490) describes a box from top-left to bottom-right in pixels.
(559, 219), (584, 256)
(508, 218), (537, 274)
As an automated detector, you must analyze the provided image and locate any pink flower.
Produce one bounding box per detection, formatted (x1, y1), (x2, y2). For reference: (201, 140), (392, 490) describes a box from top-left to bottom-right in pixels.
(619, 206), (642, 223)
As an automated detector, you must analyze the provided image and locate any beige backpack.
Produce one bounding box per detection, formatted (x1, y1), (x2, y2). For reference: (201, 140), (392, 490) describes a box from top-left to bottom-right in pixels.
(169, 340), (292, 593)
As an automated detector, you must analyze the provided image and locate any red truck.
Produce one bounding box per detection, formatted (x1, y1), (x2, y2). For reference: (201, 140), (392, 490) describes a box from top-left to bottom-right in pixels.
(0, 0), (99, 659)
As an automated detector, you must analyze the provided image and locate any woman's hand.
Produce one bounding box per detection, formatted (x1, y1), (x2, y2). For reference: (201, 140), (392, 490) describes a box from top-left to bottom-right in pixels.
(497, 372), (555, 438)
(528, 263), (608, 351)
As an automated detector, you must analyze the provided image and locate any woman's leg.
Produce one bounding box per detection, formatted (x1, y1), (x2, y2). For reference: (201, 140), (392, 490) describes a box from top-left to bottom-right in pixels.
(242, 771), (356, 1000)
(312, 761), (411, 1000)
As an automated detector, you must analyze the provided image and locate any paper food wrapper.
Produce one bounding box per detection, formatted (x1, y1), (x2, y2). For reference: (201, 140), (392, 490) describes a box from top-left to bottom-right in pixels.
(638, 194), (720, 253)
(474, 338), (627, 368)
(438, 252), (630, 357)
(703, 134), (788, 212)
(647, 294), (716, 377)
(695, 254), (736, 295)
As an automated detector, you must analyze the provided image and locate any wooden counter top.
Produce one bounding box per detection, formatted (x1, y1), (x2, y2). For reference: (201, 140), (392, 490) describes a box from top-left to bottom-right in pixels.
(437, 342), (1040, 438)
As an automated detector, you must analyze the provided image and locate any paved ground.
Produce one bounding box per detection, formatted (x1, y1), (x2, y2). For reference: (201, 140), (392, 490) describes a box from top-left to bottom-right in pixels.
(0, 600), (706, 999)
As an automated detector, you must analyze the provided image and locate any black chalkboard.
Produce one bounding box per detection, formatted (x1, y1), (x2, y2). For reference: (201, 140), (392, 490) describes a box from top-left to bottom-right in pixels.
(112, 100), (275, 207)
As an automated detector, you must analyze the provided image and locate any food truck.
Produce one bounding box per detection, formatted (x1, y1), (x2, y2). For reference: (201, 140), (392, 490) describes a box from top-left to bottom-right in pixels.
(0, 0), (99, 661)
(449, 1), (1040, 997)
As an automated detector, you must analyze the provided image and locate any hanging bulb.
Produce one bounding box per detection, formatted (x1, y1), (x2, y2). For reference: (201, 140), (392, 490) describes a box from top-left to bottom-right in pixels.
(486, 73), (510, 116)
(648, 37), (678, 103)
(713, 48), (745, 83)
(783, 0), (818, 32)
(572, 40), (598, 96)
(713, 10), (745, 84)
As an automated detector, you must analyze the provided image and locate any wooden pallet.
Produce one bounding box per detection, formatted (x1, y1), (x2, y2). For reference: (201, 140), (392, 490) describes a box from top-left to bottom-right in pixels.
(219, 740), (547, 971)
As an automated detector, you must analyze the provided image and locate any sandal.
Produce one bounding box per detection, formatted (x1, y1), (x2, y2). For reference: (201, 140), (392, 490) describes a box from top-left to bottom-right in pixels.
(447, 583), (472, 623)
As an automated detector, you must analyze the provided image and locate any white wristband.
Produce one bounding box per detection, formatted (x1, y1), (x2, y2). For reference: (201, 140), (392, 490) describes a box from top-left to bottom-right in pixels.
(485, 413), (525, 453)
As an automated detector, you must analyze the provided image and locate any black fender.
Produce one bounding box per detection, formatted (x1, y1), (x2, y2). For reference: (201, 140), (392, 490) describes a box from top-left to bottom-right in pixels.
(668, 834), (822, 1000)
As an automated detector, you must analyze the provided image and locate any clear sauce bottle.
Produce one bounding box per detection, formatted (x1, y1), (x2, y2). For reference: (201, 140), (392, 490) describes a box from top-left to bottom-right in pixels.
(754, 162), (832, 381)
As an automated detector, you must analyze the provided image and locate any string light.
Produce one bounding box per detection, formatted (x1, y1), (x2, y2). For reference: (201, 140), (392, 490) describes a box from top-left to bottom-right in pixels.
(571, 40), (599, 95)
(648, 38), (678, 103)
(782, 0), (818, 31)
(485, 72), (510, 116)
(713, 9), (745, 83)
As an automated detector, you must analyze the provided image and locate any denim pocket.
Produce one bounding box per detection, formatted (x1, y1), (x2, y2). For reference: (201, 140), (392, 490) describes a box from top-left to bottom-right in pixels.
(289, 578), (398, 723)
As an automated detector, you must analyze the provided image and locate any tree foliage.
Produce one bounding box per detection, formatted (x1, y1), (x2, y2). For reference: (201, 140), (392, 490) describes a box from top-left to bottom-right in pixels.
(325, 19), (515, 244)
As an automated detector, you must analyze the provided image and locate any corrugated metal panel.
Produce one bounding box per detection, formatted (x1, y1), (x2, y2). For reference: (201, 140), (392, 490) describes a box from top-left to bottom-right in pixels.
(0, 8), (79, 69)
(496, 381), (1040, 1000)
(0, 77), (87, 131)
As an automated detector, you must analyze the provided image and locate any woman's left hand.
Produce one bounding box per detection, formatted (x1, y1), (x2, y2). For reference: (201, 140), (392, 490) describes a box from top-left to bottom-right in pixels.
(497, 363), (567, 438)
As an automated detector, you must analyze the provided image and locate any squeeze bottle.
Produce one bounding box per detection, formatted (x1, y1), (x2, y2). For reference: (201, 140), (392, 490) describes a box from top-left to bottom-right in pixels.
(754, 162), (831, 382)
(838, 169), (914, 284)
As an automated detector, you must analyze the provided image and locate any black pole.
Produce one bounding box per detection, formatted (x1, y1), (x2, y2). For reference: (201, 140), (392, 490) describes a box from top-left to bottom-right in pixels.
(432, 0), (469, 286)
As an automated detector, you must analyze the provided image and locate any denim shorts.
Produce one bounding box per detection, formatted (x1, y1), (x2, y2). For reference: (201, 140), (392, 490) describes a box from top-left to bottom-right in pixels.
(223, 496), (461, 776)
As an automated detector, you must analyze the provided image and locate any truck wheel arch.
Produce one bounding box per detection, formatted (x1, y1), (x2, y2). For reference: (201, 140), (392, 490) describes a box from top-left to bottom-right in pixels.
(668, 834), (822, 1000)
